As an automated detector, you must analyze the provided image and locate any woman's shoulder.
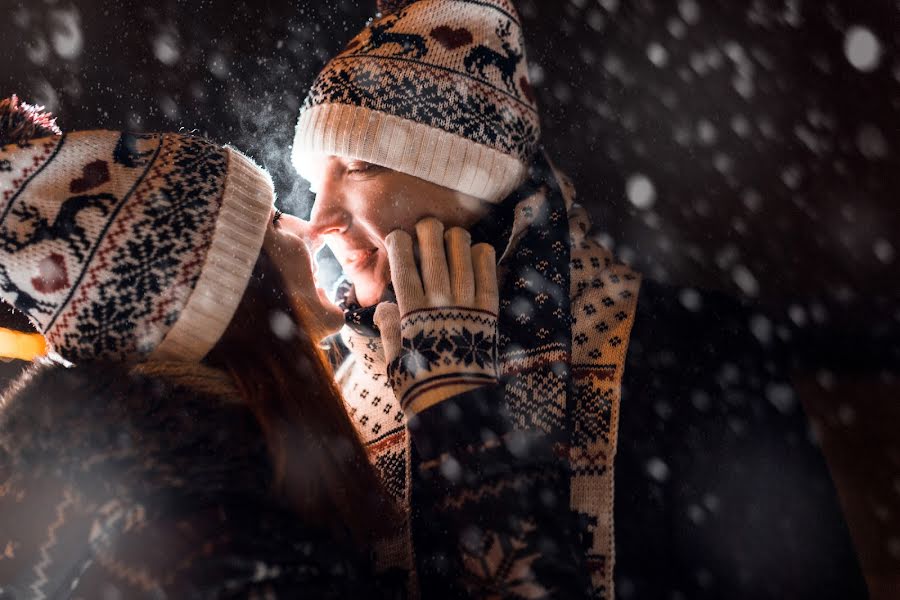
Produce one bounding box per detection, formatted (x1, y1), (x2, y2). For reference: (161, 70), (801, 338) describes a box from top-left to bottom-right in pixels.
(1, 360), (271, 504)
(0, 362), (394, 597)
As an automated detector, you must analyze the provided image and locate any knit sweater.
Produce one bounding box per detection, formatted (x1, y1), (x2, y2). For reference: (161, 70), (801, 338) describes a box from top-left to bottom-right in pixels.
(0, 359), (590, 598)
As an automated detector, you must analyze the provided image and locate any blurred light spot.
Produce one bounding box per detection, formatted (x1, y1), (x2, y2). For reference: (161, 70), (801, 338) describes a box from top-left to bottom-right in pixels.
(208, 52), (230, 79)
(667, 17), (687, 39)
(733, 73), (755, 99)
(646, 457), (670, 482)
(626, 174), (656, 209)
(159, 95), (179, 121)
(788, 304), (807, 327)
(715, 244), (739, 269)
(154, 31), (180, 66)
(688, 504), (705, 524)
(599, 0), (619, 12)
(460, 525), (483, 551)
(757, 116), (776, 139)
(749, 314), (772, 345)
(713, 153), (733, 174)
(781, 165), (803, 189)
(844, 26), (882, 72)
(810, 303), (828, 324)
(593, 232), (615, 251)
(766, 383), (795, 414)
(816, 369), (835, 390)
(857, 124), (889, 159)
(269, 310), (296, 340)
(837, 404), (856, 426)
(588, 10), (606, 31)
(874, 238), (895, 263)
(729, 417), (747, 434)
(692, 390), (711, 412)
(679, 288), (702, 311)
(26, 36), (50, 65)
(742, 189), (762, 212)
(673, 124), (692, 146)
(678, 0), (701, 24)
(440, 456), (462, 482)
(647, 42), (668, 67)
(782, 0), (802, 27)
(553, 82), (573, 103)
(696, 119), (717, 145)
(528, 62), (545, 86)
(49, 8), (83, 59)
(504, 430), (530, 457)
(703, 493), (720, 512)
(719, 362), (740, 385)
(31, 80), (59, 112)
(732, 265), (759, 297)
(655, 401), (673, 420)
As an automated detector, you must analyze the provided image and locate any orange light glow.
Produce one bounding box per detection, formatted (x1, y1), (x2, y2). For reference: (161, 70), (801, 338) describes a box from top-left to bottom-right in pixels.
(0, 328), (47, 361)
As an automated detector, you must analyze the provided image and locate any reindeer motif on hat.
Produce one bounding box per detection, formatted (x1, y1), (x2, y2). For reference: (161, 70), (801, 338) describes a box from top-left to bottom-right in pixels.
(358, 7), (428, 58)
(463, 20), (523, 95)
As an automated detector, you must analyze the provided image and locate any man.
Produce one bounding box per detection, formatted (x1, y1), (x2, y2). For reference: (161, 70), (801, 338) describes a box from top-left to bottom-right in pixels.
(291, 1), (868, 598)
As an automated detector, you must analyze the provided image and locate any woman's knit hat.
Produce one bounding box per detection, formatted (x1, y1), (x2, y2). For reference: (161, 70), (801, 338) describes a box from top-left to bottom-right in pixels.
(0, 99), (274, 363)
(292, 0), (540, 203)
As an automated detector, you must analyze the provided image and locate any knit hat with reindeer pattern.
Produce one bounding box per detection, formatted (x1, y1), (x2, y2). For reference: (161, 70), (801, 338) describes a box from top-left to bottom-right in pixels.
(0, 97), (274, 364)
(292, 0), (540, 204)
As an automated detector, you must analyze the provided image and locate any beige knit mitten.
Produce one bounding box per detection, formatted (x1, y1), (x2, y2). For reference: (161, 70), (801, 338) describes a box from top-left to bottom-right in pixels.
(374, 218), (499, 415)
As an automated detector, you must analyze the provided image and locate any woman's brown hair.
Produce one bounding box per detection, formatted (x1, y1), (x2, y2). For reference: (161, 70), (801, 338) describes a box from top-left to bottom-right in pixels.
(204, 248), (396, 543)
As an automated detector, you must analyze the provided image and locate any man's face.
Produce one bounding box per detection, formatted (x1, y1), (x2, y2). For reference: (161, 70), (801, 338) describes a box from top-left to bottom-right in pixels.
(305, 155), (489, 307)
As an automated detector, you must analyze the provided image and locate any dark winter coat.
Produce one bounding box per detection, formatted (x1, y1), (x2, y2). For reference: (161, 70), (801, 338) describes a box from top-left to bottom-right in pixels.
(614, 279), (869, 599)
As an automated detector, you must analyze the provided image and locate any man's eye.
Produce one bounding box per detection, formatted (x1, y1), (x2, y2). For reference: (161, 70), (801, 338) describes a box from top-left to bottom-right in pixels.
(347, 161), (379, 175)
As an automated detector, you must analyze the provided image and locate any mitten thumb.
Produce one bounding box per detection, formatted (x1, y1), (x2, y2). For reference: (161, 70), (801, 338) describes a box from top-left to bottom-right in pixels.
(373, 301), (402, 362)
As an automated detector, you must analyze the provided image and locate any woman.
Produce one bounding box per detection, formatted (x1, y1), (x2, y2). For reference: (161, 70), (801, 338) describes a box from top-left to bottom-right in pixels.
(0, 100), (589, 598)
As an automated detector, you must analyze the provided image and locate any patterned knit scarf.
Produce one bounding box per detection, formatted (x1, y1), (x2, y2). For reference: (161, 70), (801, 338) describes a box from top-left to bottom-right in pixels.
(336, 153), (642, 599)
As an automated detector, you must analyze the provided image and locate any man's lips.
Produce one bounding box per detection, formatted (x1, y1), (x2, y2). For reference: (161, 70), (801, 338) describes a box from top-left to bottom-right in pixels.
(338, 247), (378, 273)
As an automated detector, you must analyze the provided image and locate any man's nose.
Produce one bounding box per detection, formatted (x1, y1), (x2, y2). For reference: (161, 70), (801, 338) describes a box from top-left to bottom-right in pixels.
(307, 183), (351, 247)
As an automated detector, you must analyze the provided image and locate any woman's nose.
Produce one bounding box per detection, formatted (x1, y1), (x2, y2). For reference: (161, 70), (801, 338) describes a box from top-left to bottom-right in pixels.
(274, 213), (313, 248)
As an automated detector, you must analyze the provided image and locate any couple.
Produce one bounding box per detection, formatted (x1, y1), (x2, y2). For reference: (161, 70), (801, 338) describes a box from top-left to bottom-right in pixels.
(0, 0), (867, 598)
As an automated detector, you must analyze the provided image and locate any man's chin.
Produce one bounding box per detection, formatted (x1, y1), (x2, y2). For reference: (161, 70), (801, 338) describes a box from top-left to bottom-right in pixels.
(351, 283), (388, 309)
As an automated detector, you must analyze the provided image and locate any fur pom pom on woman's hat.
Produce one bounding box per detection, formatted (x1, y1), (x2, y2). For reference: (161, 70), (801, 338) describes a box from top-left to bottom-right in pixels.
(292, 0), (540, 204)
(0, 95), (62, 147)
(0, 97), (274, 364)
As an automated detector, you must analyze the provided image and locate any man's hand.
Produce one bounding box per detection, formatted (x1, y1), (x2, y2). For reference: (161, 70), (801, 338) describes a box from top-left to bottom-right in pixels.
(374, 217), (499, 415)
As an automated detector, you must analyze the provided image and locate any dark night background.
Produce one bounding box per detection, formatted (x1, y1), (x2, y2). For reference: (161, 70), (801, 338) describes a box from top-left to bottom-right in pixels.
(1, 0), (898, 595)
